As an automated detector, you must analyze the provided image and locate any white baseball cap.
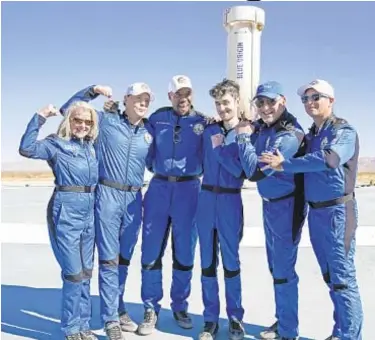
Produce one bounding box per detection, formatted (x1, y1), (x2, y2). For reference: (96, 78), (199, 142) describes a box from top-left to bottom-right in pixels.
(126, 82), (154, 100)
(297, 79), (335, 98)
(168, 75), (193, 93)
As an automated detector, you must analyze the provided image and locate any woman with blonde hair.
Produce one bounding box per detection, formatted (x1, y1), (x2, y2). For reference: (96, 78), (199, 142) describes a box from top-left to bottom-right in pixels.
(19, 102), (99, 340)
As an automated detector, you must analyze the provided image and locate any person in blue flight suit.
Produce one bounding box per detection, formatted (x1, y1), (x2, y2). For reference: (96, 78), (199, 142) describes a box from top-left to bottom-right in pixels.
(235, 81), (307, 340)
(137, 75), (210, 336)
(19, 102), (99, 340)
(259, 79), (363, 340)
(60, 83), (155, 340)
(196, 79), (246, 340)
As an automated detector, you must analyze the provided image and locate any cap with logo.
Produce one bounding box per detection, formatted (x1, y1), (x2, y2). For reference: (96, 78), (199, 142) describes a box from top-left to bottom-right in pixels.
(168, 75), (193, 93)
(297, 79), (334, 99)
(254, 81), (285, 100)
(126, 82), (154, 101)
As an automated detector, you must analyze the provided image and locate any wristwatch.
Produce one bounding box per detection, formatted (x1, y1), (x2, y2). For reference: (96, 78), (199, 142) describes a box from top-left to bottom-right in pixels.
(237, 134), (251, 144)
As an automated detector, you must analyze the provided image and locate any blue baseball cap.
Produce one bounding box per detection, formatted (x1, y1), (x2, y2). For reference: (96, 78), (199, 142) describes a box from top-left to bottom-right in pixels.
(254, 81), (284, 99)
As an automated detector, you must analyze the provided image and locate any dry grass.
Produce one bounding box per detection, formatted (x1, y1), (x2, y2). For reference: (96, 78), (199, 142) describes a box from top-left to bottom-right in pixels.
(1, 171), (53, 181)
(2, 171), (375, 185)
(357, 172), (375, 186)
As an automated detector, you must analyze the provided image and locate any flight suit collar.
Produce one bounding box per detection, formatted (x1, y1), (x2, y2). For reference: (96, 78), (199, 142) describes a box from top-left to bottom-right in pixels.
(121, 111), (145, 128)
(257, 109), (291, 131)
(309, 114), (336, 136)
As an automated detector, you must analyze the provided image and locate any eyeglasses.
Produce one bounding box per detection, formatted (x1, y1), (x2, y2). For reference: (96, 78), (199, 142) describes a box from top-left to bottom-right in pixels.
(254, 97), (279, 108)
(173, 125), (182, 144)
(72, 117), (93, 126)
(301, 93), (329, 104)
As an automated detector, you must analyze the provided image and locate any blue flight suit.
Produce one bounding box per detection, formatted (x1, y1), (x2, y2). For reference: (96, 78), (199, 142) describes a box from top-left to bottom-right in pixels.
(141, 106), (208, 314)
(280, 115), (363, 340)
(236, 111), (307, 339)
(60, 87), (154, 325)
(197, 122), (245, 323)
(19, 113), (98, 336)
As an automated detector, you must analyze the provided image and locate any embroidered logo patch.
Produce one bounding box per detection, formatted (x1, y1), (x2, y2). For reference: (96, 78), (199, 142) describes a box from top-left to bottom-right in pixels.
(193, 123), (204, 135)
(144, 132), (153, 144)
(177, 76), (189, 84)
(140, 83), (150, 92)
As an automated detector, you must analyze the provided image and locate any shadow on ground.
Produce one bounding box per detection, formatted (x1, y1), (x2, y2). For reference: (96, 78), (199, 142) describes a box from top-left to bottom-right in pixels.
(1, 284), (314, 339)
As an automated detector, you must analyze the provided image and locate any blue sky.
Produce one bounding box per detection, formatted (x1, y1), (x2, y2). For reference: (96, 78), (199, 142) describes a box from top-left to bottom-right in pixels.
(2, 1), (375, 166)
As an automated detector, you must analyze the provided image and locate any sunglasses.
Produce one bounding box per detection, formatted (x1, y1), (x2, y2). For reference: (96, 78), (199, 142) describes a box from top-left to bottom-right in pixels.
(173, 125), (182, 144)
(301, 93), (329, 104)
(72, 117), (93, 126)
(175, 89), (192, 97)
(254, 97), (279, 108)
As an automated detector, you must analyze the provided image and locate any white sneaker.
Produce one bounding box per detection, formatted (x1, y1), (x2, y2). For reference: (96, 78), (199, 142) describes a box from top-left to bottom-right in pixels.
(105, 322), (125, 340)
(260, 321), (278, 339)
(119, 312), (138, 332)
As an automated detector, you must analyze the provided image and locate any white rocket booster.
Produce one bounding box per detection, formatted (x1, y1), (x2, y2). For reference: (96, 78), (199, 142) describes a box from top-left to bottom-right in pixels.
(224, 6), (265, 120)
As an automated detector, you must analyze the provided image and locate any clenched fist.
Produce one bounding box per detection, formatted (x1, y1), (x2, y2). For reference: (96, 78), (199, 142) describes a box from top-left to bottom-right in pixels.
(38, 104), (58, 118)
(211, 133), (224, 149)
(103, 100), (120, 113)
(94, 85), (113, 98)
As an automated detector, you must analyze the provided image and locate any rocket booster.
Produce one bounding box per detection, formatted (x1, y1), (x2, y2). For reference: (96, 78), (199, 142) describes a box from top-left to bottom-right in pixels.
(224, 6), (265, 120)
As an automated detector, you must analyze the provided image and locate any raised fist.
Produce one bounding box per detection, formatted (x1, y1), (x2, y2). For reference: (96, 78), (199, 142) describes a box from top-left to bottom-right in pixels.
(103, 100), (120, 113)
(211, 133), (224, 149)
(38, 104), (58, 118)
(94, 85), (113, 98)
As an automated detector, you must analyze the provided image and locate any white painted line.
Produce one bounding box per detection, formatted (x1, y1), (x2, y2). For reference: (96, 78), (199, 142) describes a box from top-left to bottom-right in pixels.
(21, 310), (59, 323)
(2, 223), (375, 247)
(1, 322), (52, 336)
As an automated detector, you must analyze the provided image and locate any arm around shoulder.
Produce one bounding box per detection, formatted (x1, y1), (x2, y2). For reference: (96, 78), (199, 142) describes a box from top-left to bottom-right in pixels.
(283, 123), (357, 173)
(236, 132), (260, 180)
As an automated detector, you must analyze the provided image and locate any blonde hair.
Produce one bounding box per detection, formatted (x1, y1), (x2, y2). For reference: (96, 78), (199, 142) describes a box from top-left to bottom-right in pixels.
(57, 101), (99, 141)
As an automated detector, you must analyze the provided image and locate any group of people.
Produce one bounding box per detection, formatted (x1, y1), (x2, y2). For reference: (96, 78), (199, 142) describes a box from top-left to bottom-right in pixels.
(19, 74), (363, 340)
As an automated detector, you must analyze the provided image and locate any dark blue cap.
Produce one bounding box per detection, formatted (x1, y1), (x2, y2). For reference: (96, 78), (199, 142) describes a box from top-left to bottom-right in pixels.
(254, 81), (284, 100)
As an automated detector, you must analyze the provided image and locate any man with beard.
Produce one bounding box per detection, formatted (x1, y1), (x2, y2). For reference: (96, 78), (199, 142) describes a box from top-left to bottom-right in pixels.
(259, 79), (363, 340)
(137, 75), (210, 335)
(196, 79), (246, 340)
(60, 83), (154, 340)
(235, 81), (307, 340)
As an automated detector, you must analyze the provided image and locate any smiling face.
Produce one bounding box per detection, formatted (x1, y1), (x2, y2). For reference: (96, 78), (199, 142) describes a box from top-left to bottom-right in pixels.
(302, 88), (334, 118)
(169, 87), (192, 115)
(254, 95), (286, 125)
(214, 93), (239, 122)
(209, 79), (241, 122)
(124, 92), (151, 119)
(69, 107), (94, 139)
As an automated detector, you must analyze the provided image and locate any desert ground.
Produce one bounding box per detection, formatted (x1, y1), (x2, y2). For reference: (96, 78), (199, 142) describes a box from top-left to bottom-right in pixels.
(2, 171), (375, 186)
